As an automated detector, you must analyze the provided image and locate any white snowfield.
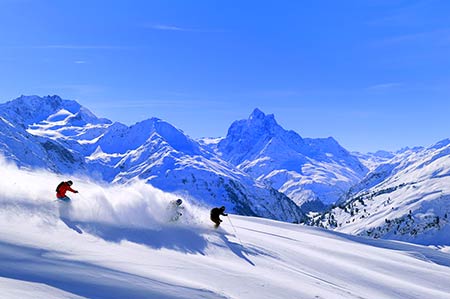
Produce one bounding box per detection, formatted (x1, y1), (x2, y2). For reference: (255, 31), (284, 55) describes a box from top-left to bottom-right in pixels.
(1, 160), (450, 299)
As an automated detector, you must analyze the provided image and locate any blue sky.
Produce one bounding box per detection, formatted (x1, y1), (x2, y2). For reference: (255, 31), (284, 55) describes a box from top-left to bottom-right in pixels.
(1, 0), (449, 152)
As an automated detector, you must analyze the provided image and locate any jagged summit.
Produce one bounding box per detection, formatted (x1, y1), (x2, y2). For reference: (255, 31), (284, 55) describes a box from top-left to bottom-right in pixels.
(248, 107), (276, 123)
(216, 109), (368, 206)
(249, 107), (265, 119)
(244, 108), (282, 135)
(219, 108), (298, 164)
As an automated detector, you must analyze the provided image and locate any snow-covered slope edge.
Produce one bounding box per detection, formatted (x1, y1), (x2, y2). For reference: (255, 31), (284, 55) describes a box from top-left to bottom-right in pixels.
(1, 158), (450, 299)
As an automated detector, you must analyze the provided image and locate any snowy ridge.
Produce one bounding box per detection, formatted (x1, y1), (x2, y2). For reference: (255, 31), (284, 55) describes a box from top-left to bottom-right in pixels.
(0, 159), (449, 299)
(352, 150), (395, 172)
(313, 140), (450, 245)
(0, 109), (87, 173)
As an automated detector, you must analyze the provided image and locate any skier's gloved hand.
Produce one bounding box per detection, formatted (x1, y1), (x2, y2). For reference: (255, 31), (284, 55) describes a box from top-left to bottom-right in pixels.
(74, 191), (79, 193)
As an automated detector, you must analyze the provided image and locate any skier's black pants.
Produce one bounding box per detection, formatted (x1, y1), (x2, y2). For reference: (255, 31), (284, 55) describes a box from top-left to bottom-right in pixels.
(211, 217), (221, 227)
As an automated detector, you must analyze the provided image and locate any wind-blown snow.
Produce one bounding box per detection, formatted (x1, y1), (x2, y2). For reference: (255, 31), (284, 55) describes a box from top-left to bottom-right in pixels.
(0, 156), (206, 231)
(0, 158), (449, 299)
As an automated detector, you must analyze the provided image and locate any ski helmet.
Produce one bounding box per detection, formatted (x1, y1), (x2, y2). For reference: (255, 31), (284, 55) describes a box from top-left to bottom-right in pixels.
(176, 199), (183, 205)
(220, 206), (225, 210)
(67, 180), (73, 186)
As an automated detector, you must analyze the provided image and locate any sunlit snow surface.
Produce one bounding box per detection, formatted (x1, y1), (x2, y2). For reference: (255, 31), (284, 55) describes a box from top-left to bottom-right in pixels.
(0, 158), (449, 299)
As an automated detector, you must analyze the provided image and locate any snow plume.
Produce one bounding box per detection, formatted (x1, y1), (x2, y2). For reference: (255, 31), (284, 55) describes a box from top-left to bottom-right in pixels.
(0, 156), (209, 231)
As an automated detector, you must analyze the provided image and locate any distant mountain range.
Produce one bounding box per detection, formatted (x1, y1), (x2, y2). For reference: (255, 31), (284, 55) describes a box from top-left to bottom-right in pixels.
(310, 142), (450, 245)
(0, 95), (448, 245)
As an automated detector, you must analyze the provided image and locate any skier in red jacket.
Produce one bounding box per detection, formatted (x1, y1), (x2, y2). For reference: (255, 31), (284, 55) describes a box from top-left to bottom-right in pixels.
(56, 180), (78, 201)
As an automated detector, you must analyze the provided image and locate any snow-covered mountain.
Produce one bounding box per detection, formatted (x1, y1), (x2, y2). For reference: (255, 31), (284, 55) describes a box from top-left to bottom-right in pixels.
(213, 108), (368, 208)
(0, 97), (88, 174)
(0, 95), (303, 222)
(2, 95), (448, 246)
(1, 160), (449, 299)
(312, 140), (450, 245)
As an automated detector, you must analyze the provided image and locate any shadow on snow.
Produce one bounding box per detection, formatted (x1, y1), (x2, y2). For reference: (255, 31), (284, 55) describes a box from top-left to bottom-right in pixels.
(0, 241), (225, 299)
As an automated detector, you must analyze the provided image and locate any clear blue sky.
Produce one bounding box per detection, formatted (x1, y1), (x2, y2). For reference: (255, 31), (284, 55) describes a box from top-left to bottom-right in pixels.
(1, 0), (449, 152)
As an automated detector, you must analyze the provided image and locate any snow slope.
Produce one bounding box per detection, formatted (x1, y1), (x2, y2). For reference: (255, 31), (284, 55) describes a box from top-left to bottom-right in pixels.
(1, 158), (449, 299)
(314, 140), (450, 246)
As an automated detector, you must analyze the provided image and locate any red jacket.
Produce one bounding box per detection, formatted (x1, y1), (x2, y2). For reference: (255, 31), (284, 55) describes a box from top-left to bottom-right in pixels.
(56, 182), (77, 198)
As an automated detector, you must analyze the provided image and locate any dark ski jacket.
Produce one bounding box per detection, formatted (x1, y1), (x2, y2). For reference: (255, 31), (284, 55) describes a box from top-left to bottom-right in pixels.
(56, 182), (77, 198)
(210, 207), (228, 221)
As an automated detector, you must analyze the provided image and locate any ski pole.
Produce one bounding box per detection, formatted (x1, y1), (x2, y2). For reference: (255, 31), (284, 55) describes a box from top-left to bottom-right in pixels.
(227, 215), (244, 247)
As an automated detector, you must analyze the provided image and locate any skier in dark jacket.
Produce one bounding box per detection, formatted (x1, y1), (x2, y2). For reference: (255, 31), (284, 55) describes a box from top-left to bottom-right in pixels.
(210, 206), (228, 228)
(56, 180), (78, 201)
(169, 198), (184, 221)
